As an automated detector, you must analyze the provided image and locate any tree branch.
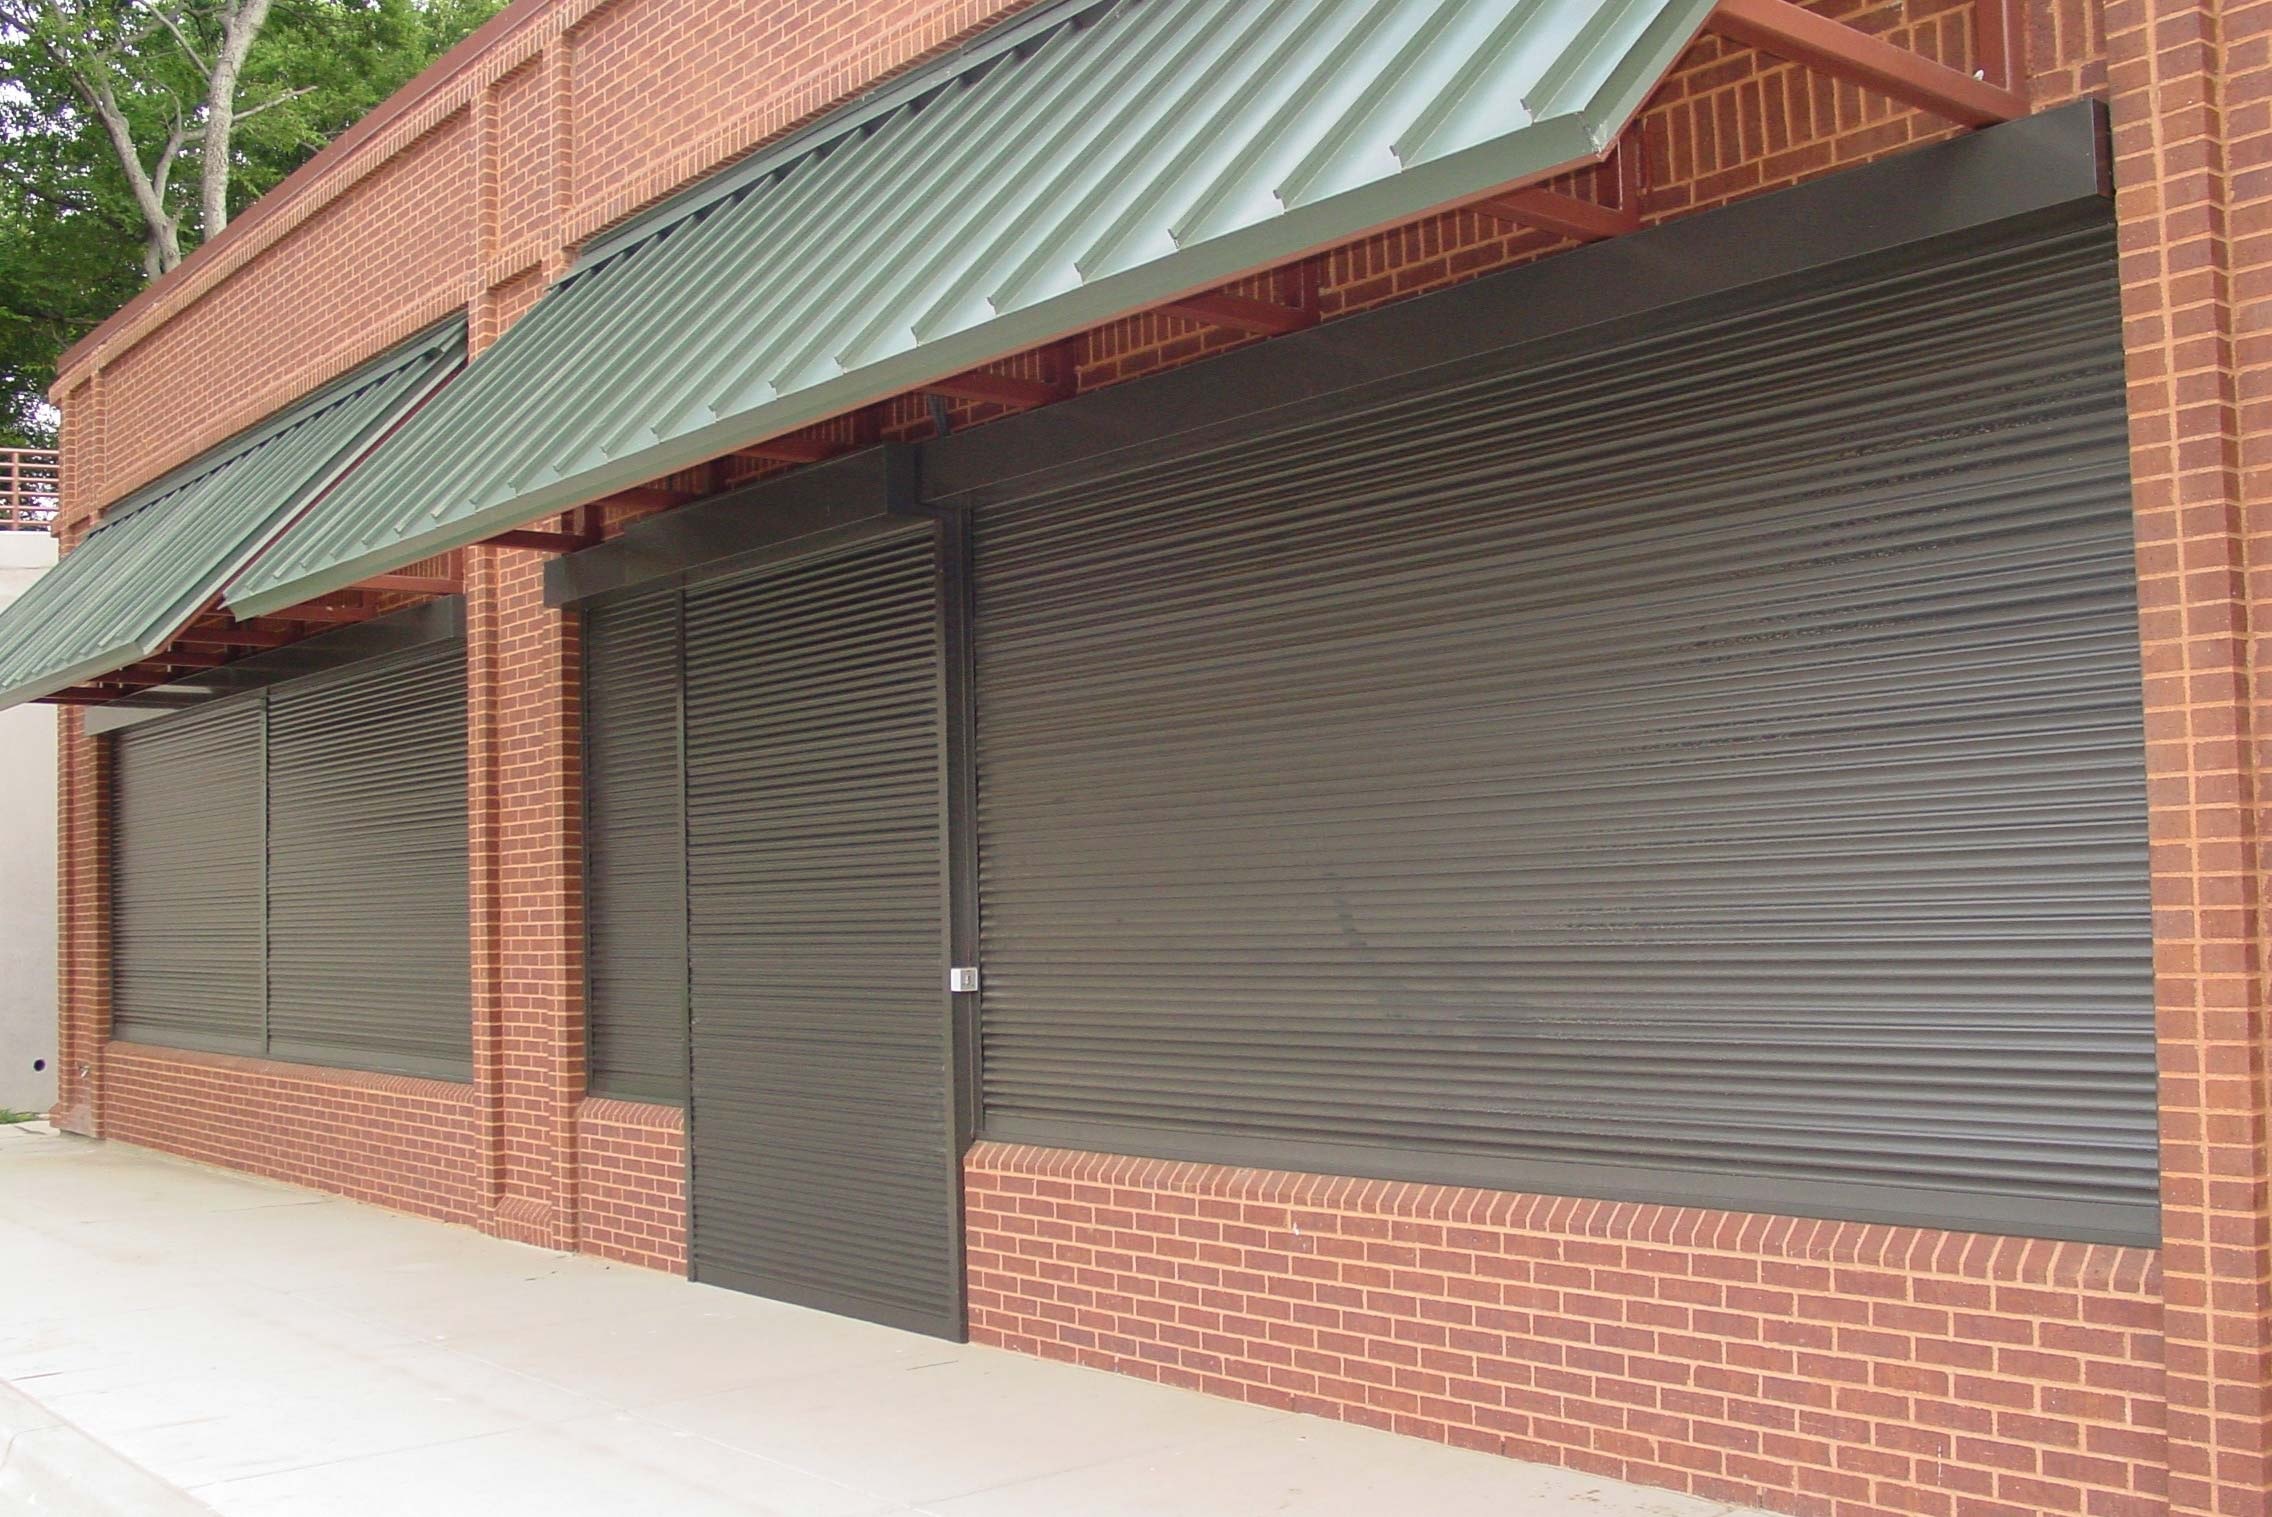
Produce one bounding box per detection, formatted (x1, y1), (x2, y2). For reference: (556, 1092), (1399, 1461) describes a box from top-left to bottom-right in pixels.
(57, 61), (181, 274)
(229, 83), (312, 124)
(142, 2), (211, 77)
(198, 0), (274, 239)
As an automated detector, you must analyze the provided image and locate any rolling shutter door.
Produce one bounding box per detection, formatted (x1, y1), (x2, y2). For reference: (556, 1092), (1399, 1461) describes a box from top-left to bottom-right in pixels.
(972, 216), (2157, 1245)
(584, 589), (687, 1103)
(683, 529), (961, 1336)
(111, 697), (265, 1053)
(266, 643), (471, 1077)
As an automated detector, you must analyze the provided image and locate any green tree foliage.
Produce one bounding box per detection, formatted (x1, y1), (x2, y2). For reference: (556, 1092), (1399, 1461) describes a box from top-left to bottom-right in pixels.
(0, 0), (498, 446)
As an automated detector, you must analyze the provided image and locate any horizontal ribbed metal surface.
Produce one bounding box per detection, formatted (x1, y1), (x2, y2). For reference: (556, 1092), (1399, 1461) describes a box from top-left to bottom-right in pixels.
(227, 0), (1714, 618)
(972, 218), (2157, 1244)
(266, 643), (471, 1077)
(684, 530), (961, 1336)
(584, 588), (687, 1103)
(111, 696), (266, 1054)
(0, 321), (461, 707)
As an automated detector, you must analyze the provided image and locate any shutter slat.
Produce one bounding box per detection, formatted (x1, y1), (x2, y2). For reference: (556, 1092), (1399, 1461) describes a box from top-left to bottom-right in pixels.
(682, 529), (961, 1337)
(973, 217), (2157, 1245)
(266, 644), (471, 1078)
(584, 591), (687, 1103)
(112, 698), (265, 1053)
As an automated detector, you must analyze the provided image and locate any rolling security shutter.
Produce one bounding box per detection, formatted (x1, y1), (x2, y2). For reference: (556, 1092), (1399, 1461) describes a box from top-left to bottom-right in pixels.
(683, 530), (961, 1336)
(266, 643), (471, 1077)
(111, 697), (265, 1053)
(973, 216), (2158, 1245)
(584, 589), (687, 1103)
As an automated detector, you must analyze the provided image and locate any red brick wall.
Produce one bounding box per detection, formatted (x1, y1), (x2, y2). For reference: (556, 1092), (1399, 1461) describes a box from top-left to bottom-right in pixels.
(578, 1096), (686, 1271)
(44, 0), (2272, 1511)
(967, 1146), (2168, 1517)
(2101, 0), (2272, 1489)
(102, 1043), (484, 1225)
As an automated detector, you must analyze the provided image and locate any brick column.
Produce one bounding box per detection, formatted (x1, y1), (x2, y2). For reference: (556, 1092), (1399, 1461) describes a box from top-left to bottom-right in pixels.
(2109, 0), (2272, 1508)
(51, 707), (109, 1136)
(51, 374), (110, 1139)
(466, 537), (585, 1249)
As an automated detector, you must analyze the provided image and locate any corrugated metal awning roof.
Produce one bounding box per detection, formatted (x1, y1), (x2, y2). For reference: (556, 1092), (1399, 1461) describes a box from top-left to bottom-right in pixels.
(0, 320), (463, 708)
(227, 0), (1713, 618)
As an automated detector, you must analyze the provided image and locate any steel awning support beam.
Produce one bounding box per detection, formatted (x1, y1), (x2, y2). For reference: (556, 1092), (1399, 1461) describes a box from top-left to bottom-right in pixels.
(257, 601), (373, 626)
(735, 435), (851, 465)
(606, 485), (701, 512)
(1474, 186), (1639, 241)
(1473, 132), (1643, 242)
(924, 368), (1064, 410)
(484, 528), (594, 553)
(171, 624), (294, 651)
(124, 649), (231, 673)
(357, 573), (462, 596)
(1159, 291), (1320, 336)
(1706, 0), (2026, 127)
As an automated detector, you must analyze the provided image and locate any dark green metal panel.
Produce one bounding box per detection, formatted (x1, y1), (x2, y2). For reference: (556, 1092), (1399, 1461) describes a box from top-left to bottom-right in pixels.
(583, 588), (687, 1103)
(265, 643), (472, 1078)
(683, 529), (963, 1337)
(111, 696), (267, 1054)
(0, 322), (462, 709)
(227, 0), (1717, 618)
(971, 215), (2159, 1246)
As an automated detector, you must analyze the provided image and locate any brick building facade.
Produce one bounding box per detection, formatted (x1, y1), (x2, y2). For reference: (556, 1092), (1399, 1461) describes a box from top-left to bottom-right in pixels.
(28, 0), (2272, 1514)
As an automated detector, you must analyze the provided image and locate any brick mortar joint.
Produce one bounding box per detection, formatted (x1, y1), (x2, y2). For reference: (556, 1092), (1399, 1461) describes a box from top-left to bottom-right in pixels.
(107, 1040), (479, 1105)
(965, 1142), (2162, 1294)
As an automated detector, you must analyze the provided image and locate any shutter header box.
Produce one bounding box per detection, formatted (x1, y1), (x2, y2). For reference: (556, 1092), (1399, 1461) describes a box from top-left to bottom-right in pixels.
(545, 445), (921, 607)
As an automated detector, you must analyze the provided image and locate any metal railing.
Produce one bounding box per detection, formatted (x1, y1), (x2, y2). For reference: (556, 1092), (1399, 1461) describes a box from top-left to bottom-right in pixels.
(0, 449), (58, 531)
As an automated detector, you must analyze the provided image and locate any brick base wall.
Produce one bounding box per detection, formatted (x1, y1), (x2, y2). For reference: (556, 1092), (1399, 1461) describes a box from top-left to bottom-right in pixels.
(101, 1043), (483, 1226)
(98, 1049), (690, 1275)
(964, 1144), (2168, 1517)
(576, 1096), (686, 1272)
(88, 1059), (2179, 1515)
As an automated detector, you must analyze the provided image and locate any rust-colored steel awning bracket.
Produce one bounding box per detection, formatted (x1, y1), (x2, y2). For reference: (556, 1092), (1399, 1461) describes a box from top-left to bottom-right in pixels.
(1160, 262), (1322, 336)
(34, 592), (383, 703)
(1159, 290), (1320, 336)
(251, 600), (376, 627)
(735, 434), (854, 466)
(1706, 0), (2026, 126)
(1472, 134), (1645, 242)
(355, 573), (463, 596)
(484, 528), (593, 553)
(170, 622), (295, 651)
(923, 365), (1067, 411)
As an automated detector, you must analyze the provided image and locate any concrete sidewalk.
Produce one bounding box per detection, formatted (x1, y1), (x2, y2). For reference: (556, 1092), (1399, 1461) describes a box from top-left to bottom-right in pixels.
(0, 1123), (1772, 1517)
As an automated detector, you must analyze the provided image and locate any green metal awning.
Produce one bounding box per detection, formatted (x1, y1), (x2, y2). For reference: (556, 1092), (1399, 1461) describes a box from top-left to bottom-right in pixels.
(227, 0), (1713, 618)
(0, 320), (463, 708)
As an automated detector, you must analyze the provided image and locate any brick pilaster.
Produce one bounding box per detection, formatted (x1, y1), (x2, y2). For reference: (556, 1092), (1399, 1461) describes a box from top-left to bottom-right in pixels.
(50, 376), (111, 1137)
(465, 534), (586, 1251)
(51, 707), (108, 1137)
(2108, 0), (2272, 1507)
